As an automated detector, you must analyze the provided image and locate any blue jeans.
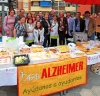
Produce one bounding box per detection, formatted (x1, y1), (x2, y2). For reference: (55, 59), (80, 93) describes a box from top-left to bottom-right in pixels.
(43, 34), (50, 47)
(85, 31), (95, 40)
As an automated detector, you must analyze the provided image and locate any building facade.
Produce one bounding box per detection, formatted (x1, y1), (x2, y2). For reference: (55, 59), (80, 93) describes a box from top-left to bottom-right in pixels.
(17, 0), (91, 15)
(18, 0), (77, 13)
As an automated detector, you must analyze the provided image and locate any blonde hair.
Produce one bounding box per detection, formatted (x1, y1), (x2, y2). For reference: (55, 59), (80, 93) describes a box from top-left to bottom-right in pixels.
(31, 12), (35, 15)
(91, 13), (97, 18)
(44, 12), (49, 16)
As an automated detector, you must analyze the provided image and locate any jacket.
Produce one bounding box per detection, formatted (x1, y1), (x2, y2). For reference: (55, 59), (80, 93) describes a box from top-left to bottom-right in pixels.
(67, 17), (75, 36)
(58, 17), (68, 32)
(33, 28), (44, 43)
(85, 18), (96, 36)
(50, 20), (58, 38)
(75, 18), (85, 32)
(41, 20), (51, 34)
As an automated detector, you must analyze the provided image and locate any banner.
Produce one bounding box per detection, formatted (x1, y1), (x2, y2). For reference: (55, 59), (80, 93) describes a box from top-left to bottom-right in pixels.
(18, 56), (87, 96)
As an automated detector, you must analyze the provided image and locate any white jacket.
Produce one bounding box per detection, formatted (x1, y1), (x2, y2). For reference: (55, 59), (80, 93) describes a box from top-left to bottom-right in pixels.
(50, 20), (58, 37)
(33, 28), (44, 43)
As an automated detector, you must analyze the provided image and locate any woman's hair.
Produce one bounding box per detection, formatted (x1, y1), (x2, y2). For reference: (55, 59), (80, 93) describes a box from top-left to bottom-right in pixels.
(26, 12), (32, 18)
(44, 12), (49, 16)
(9, 9), (15, 15)
(27, 18), (33, 23)
(34, 21), (43, 30)
(19, 16), (26, 20)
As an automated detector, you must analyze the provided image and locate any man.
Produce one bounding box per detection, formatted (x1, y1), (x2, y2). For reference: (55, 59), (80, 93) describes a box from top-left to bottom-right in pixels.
(75, 12), (85, 32)
(49, 9), (56, 20)
(14, 9), (25, 25)
(84, 11), (96, 40)
(66, 12), (75, 38)
(38, 11), (44, 20)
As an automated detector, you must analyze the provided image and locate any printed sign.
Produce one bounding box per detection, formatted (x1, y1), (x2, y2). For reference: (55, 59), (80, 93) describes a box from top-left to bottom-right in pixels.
(0, 67), (17, 86)
(18, 57), (87, 96)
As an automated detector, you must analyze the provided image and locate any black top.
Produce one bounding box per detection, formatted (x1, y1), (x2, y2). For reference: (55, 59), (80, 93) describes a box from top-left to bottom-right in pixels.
(41, 19), (51, 34)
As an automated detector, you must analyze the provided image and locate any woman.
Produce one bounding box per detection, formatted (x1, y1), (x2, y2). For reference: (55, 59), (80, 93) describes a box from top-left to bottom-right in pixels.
(26, 13), (32, 23)
(34, 21), (44, 45)
(58, 11), (68, 45)
(31, 11), (36, 23)
(3, 9), (15, 37)
(34, 15), (41, 26)
(50, 15), (58, 47)
(26, 18), (34, 46)
(13, 16), (28, 39)
(41, 13), (51, 47)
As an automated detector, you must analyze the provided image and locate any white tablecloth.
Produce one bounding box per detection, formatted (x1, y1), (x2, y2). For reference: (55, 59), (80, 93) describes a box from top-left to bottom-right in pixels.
(0, 54), (100, 86)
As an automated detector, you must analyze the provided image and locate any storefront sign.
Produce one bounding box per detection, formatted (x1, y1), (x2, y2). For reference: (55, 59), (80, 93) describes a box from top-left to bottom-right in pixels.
(18, 57), (87, 96)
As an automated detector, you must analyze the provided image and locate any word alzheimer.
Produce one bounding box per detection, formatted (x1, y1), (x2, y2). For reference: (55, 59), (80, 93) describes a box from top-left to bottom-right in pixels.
(41, 61), (83, 78)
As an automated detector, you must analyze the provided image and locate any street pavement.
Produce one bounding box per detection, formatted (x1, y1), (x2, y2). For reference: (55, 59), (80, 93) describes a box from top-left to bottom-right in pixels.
(0, 66), (100, 96)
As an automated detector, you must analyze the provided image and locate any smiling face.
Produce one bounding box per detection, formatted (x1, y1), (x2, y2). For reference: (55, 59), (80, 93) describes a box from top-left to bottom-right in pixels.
(28, 19), (32, 24)
(44, 14), (49, 20)
(76, 12), (81, 18)
(9, 10), (15, 16)
(20, 17), (26, 23)
(36, 22), (41, 28)
(27, 13), (32, 19)
(36, 15), (40, 21)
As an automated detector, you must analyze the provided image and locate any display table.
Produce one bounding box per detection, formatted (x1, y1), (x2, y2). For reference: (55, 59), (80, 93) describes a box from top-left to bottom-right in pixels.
(0, 38), (100, 95)
(0, 52), (100, 87)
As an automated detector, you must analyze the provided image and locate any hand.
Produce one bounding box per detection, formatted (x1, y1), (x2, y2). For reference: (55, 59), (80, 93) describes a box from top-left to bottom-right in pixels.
(18, 21), (21, 23)
(32, 28), (34, 31)
(51, 28), (53, 32)
(65, 31), (67, 34)
(28, 33), (30, 36)
(6, 31), (9, 35)
(48, 27), (51, 30)
(71, 32), (73, 35)
(38, 42), (40, 45)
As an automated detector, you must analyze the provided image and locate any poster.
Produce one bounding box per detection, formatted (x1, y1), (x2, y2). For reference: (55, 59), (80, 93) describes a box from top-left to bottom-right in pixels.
(18, 57), (87, 96)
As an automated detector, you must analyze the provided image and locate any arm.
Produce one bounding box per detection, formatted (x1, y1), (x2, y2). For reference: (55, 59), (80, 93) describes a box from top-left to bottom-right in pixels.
(34, 29), (38, 43)
(3, 16), (9, 32)
(73, 19), (75, 32)
(13, 28), (17, 38)
(41, 21), (48, 34)
(40, 28), (44, 43)
(93, 19), (96, 32)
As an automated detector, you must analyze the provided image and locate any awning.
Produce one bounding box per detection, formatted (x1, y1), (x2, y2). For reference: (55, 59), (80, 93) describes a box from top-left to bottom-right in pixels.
(64, 0), (100, 5)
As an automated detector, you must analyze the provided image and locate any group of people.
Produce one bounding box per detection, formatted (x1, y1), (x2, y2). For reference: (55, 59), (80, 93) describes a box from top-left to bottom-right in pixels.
(3, 8), (96, 47)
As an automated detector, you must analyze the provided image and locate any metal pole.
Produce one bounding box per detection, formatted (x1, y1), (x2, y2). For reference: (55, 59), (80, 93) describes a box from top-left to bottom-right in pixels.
(2, 4), (5, 36)
(76, 4), (78, 13)
(92, 5), (95, 13)
(51, 0), (55, 9)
